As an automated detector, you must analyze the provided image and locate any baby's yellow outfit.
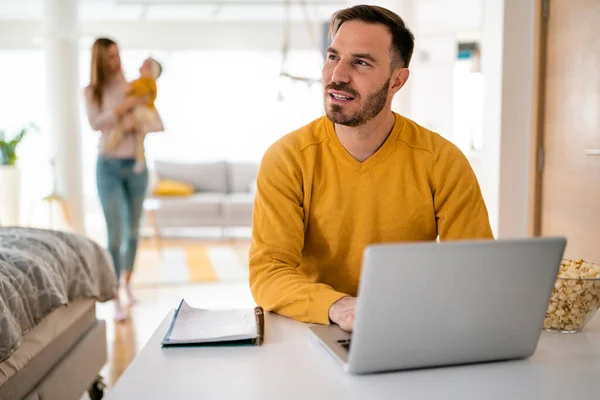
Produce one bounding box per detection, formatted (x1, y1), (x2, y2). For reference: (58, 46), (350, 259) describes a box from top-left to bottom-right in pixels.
(129, 77), (157, 110)
(106, 75), (159, 173)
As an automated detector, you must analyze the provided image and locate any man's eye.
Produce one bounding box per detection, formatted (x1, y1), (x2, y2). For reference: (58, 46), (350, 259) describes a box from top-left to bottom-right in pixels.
(328, 54), (338, 61)
(356, 60), (370, 66)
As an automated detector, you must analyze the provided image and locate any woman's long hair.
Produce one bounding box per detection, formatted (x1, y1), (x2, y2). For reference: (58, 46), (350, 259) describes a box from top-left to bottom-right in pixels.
(89, 37), (117, 107)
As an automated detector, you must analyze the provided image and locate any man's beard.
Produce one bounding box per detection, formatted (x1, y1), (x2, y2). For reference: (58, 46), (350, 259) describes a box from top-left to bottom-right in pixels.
(325, 78), (390, 127)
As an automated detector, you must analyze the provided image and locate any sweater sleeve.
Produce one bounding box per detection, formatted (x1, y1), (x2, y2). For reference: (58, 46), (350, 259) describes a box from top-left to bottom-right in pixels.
(83, 86), (117, 132)
(433, 140), (495, 240)
(249, 141), (348, 324)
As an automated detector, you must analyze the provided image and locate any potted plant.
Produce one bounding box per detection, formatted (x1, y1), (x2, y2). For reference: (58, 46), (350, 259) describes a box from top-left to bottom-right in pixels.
(0, 124), (37, 226)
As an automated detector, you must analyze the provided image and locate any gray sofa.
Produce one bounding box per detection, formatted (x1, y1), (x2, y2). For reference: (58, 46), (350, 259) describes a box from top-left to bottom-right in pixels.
(143, 160), (259, 237)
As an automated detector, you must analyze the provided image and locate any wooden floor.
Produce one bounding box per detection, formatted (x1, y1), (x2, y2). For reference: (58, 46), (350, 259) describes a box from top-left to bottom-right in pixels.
(131, 237), (251, 287)
(94, 238), (255, 395)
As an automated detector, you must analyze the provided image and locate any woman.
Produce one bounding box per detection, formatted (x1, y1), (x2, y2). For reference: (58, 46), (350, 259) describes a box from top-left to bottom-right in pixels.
(84, 38), (163, 321)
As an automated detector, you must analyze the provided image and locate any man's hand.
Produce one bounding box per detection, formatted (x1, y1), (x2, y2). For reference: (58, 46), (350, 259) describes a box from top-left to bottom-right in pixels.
(328, 296), (357, 332)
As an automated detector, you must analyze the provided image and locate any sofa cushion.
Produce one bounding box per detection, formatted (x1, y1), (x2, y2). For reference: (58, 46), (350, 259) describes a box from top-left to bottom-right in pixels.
(154, 161), (228, 193)
(227, 162), (259, 193)
(152, 179), (194, 196)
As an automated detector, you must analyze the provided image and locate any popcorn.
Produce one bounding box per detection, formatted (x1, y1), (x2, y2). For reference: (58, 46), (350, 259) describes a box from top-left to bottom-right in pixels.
(543, 259), (600, 332)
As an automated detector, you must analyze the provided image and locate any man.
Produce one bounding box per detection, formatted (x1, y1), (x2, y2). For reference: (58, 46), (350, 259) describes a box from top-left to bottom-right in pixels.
(249, 5), (493, 332)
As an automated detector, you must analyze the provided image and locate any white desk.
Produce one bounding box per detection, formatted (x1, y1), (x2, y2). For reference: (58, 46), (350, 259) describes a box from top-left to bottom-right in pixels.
(108, 311), (600, 399)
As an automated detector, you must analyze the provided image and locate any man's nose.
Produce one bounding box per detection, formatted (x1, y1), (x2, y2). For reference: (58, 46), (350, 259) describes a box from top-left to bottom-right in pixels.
(331, 61), (351, 84)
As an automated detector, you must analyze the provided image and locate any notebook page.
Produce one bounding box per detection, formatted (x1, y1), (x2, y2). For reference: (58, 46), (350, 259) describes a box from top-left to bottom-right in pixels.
(168, 301), (257, 342)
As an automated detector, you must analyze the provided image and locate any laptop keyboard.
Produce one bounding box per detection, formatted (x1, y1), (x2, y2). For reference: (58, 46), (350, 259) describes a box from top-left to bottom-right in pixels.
(337, 339), (351, 351)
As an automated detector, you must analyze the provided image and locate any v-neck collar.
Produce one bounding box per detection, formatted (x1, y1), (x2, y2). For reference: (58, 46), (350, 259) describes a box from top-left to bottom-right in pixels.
(325, 113), (404, 173)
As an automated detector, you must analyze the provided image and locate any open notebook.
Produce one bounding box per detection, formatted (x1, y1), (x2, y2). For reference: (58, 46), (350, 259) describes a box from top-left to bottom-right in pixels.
(161, 299), (265, 347)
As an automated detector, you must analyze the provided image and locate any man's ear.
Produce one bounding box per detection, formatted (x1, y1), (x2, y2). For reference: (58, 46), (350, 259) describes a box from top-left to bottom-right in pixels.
(390, 68), (410, 95)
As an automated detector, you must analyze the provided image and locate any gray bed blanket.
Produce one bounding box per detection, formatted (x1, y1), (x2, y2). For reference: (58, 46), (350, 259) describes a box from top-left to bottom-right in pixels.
(0, 227), (117, 363)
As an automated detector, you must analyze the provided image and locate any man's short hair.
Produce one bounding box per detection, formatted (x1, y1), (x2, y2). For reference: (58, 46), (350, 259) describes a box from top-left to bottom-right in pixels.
(329, 5), (415, 69)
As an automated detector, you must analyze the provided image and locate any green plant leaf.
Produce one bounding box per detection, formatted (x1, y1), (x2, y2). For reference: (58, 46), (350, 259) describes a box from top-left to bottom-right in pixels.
(0, 124), (36, 166)
(9, 128), (25, 146)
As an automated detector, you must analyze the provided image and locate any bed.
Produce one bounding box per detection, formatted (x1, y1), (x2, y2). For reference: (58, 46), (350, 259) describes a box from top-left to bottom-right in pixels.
(0, 227), (117, 400)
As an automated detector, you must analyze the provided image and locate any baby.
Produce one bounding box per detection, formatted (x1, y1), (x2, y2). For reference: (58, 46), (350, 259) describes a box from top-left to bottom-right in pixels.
(107, 57), (162, 173)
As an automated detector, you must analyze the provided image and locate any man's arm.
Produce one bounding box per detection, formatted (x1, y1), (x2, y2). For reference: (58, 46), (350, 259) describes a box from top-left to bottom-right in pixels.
(433, 141), (494, 240)
(249, 141), (348, 325)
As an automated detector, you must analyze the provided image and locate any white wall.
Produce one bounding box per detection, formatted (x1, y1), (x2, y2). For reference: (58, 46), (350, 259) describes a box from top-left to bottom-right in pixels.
(479, 0), (504, 236)
(495, 0), (537, 238)
(478, 0), (537, 238)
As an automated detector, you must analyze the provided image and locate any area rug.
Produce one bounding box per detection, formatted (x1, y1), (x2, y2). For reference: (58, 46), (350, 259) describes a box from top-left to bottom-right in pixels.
(131, 242), (250, 287)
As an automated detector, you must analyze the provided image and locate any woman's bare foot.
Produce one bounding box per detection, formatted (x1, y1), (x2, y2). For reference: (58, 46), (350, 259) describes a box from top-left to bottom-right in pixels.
(122, 271), (137, 305)
(114, 296), (128, 322)
(125, 284), (137, 305)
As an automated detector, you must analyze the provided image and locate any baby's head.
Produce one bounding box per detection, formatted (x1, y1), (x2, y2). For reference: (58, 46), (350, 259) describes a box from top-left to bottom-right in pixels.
(140, 57), (162, 80)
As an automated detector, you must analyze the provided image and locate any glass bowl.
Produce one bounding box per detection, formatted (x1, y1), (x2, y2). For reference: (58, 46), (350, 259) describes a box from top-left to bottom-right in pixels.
(543, 259), (600, 333)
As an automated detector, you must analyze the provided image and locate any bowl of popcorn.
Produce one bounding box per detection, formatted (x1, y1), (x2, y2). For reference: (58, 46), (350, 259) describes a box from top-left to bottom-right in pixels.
(543, 259), (600, 333)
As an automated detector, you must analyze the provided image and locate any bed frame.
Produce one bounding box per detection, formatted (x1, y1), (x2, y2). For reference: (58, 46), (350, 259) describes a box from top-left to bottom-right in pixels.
(0, 317), (107, 400)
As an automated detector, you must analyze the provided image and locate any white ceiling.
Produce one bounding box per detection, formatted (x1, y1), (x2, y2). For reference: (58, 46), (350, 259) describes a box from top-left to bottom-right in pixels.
(0, 0), (352, 21)
(0, 0), (484, 28)
(0, 0), (482, 51)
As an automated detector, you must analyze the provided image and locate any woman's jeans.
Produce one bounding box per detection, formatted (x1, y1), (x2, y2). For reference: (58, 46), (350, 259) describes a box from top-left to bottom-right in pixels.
(96, 156), (148, 280)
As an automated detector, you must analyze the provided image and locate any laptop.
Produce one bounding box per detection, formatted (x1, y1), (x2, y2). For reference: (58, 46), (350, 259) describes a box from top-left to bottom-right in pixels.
(310, 236), (567, 374)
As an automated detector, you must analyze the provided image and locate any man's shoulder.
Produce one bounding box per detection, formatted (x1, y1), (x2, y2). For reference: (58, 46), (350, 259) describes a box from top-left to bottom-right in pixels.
(268, 115), (329, 155)
(397, 114), (460, 157)
(258, 116), (328, 176)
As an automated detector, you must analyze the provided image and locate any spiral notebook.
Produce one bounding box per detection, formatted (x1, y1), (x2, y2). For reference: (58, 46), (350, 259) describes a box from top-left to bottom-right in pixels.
(161, 299), (264, 347)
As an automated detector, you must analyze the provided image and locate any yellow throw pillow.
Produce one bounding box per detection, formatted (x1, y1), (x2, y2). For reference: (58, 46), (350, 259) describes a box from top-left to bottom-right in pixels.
(152, 179), (195, 196)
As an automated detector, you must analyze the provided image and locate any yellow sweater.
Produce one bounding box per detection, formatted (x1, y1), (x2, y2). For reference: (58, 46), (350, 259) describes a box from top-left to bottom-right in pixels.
(249, 113), (493, 325)
(129, 76), (157, 110)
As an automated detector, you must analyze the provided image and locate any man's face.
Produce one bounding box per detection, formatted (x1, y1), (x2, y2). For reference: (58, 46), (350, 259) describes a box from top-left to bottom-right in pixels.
(322, 20), (395, 127)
